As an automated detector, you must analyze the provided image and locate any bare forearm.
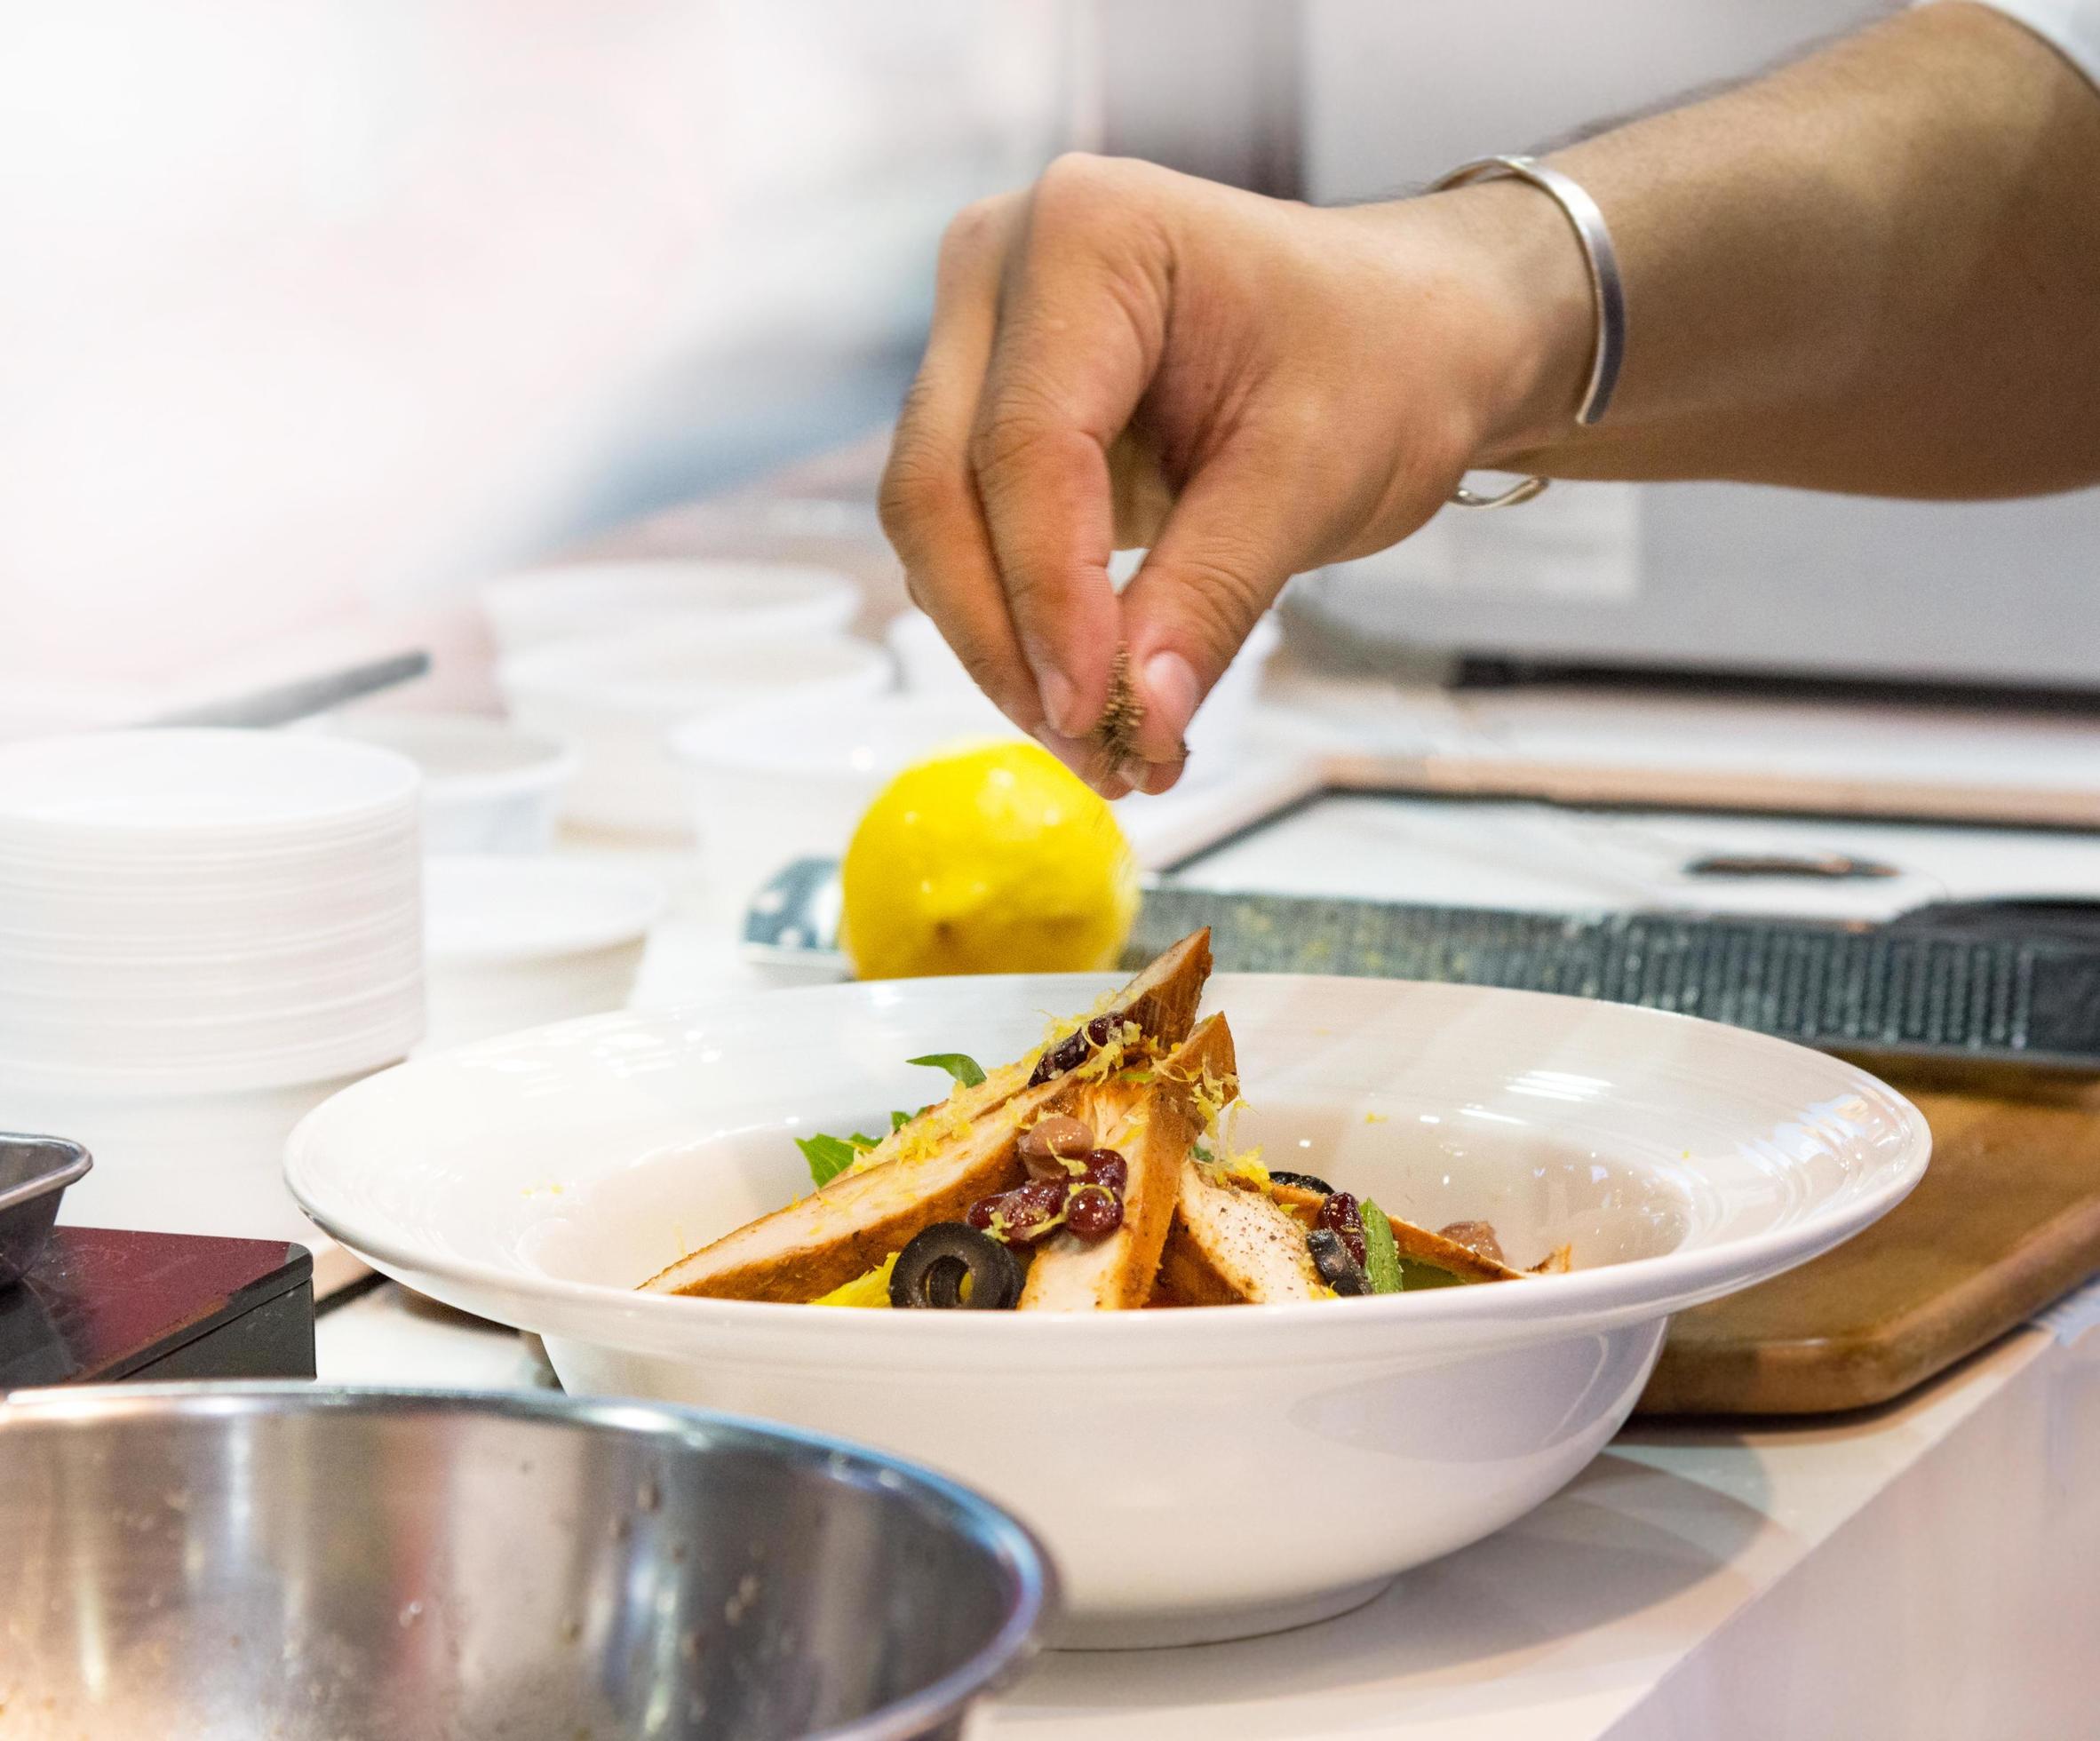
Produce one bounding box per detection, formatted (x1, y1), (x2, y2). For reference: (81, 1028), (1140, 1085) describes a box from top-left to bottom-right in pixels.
(1501, 3), (2100, 497)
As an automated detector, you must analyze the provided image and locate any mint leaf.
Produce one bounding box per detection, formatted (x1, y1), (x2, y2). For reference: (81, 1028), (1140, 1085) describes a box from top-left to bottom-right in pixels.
(797, 1133), (863, 1187)
(907, 1053), (987, 1089)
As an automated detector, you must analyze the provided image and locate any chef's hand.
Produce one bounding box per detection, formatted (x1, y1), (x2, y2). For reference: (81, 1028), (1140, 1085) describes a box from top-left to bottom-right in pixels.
(878, 155), (1590, 796)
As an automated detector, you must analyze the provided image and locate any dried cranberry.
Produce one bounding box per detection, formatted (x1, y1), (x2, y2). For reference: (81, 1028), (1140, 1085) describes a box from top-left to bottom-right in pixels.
(965, 1196), (998, 1232)
(972, 1177), (1070, 1245)
(1064, 1184), (1124, 1241)
(1316, 1191), (1367, 1268)
(1079, 1149), (1127, 1195)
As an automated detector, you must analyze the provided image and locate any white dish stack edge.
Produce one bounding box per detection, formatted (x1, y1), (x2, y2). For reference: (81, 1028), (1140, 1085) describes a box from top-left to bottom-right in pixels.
(0, 729), (425, 1253)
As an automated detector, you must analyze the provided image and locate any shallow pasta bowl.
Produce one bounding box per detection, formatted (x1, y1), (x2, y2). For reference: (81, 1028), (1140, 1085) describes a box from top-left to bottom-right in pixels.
(287, 974), (1930, 1648)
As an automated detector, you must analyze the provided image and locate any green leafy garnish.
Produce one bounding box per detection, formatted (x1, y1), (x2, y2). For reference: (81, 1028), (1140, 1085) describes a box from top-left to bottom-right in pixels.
(798, 1053), (983, 1185)
(1396, 1257), (1466, 1291)
(796, 1133), (863, 1186)
(1360, 1199), (1404, 1295)
(907, 1053), (987, 1088)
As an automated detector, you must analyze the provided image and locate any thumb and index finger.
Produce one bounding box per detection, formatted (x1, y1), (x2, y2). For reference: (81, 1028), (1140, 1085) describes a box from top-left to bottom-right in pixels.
(887, 156), (1301, 795)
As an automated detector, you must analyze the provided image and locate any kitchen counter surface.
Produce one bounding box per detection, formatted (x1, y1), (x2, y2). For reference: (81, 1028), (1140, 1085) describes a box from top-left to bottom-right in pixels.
(317, 1276), (2099, 1738)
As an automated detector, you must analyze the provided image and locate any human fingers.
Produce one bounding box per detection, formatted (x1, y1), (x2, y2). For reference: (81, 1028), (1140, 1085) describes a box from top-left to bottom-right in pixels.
(877, 193), (1049, 731)
(967, 155), (1173, 743)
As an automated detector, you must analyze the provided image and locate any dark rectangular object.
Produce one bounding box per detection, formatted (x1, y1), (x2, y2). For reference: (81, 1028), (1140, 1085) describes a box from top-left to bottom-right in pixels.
(1128, 886), (2100, 1069)
(0, 1227), (314, 1391)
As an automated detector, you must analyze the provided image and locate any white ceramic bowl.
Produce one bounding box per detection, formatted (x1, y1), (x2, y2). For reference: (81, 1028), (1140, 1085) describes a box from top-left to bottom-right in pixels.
(323, 713), (578, 854)
(887, 609), (1285, 783)
(670, 691), (1015, 903)
(481, 559), (862, 658)
(286, 974), (1929, 1648)
(422, 855), (667, 1049)
(499, 630), (892, 836)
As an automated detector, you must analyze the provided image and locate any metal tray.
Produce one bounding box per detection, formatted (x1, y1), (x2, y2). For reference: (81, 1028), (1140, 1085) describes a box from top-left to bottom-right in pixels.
(0, 1134), (91, 1287)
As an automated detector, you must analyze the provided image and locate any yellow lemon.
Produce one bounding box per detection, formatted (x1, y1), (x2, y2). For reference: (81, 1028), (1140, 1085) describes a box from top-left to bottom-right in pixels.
(841, 740), (1137, 980)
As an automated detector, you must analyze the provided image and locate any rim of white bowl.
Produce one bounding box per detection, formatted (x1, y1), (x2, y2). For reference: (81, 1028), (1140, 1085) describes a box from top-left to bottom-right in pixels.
(326, 712), (581, 801)
(498, 630), (892, 712)
(481, 557), (860, 618)
(284, 974), (1933, 1360)
(666, 691), (1016, 775)
(424, 855), (669, 962)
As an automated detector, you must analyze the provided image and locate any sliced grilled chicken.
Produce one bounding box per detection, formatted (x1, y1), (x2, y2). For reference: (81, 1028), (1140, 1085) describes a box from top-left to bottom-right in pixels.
(639, 928), (1213, 1301)
(808, 926), (1213, 1181)
(640, 1073), (1081, 1301)
(1156, 1159), (1325, 1305)
(1258, 1180), (1534, 1283)
(1017, 1014), (1237, 1312)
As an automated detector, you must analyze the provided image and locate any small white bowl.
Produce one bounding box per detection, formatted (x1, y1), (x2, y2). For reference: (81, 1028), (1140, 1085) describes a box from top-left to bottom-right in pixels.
(671, 692), (1016, 903)
(887, 610), (1284, 782)
(499, 630), (892, 837)
(324, 713), (578, 855)
(481, 559), (862, 659)
(422, 855), (667, 1049)
(288, 973), (1930, 1648)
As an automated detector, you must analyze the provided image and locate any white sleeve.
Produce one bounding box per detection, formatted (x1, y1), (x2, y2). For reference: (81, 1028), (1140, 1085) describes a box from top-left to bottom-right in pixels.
(1925, 0), (2100, 89)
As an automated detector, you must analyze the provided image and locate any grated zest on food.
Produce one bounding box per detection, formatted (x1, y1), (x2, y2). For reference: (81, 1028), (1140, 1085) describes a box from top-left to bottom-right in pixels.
(811, 1253), (897, 1307)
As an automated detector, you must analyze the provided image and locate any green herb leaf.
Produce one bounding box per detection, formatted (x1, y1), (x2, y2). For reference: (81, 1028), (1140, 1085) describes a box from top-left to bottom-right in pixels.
(907, 1053), (987, 1088)
(1396, 1257), (1466, 1291)
(890, 1109), (912, 1132)
(796, 1133), (863, 1187)
(1359, 1199), (1404, 1295)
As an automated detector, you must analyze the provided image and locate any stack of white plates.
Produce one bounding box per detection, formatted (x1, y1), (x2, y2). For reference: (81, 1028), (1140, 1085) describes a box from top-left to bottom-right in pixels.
(0, 730), (425, 1248)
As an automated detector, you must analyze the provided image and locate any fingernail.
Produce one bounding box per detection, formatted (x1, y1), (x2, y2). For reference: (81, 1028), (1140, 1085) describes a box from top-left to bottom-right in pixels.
(1032, 726), (1094, 779)
(1037, 667), (1079, 737)
(1134, 758), (1183, 797)
(1141, 651), (1200, 742)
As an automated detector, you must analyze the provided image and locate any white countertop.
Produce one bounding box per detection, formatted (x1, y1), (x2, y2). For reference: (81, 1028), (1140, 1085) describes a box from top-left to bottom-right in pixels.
(315, 1277), (2100, 1738)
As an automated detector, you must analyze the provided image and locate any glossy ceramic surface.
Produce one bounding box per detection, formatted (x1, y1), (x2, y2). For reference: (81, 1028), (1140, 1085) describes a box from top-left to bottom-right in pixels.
(287, 974), (1930, 1645)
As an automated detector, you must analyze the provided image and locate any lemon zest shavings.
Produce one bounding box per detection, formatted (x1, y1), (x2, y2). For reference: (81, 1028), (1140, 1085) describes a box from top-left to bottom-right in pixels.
(811, 1254), (898, 1307)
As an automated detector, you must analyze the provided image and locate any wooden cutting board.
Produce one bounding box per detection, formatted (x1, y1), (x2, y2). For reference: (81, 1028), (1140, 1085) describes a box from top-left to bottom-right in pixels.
(1636, 1056), (2100, 1416)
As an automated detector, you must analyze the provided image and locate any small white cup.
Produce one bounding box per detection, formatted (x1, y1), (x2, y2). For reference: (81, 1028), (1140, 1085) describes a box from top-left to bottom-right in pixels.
(422, 855), (668, 1049)
(499, 629), (893, 837)
(323, 712), (578, 854)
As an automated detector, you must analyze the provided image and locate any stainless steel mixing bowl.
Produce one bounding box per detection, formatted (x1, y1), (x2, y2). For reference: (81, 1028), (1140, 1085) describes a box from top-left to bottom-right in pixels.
(0, 1384), (1054, 1738)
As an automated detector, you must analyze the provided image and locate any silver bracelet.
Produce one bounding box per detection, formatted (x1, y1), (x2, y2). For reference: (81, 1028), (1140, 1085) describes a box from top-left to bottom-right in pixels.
(1431, 155), (1625, 509)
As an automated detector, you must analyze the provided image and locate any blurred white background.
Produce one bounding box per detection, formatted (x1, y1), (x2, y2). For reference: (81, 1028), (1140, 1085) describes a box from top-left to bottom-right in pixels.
(4, 0), (2095, 719)
(0, 1), (1074, 707)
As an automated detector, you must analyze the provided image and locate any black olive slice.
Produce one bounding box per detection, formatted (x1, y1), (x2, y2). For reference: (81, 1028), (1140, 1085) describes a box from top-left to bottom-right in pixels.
(1307, 1228), (1370, 1297)
(1267, 1169), (1337, 1196)
(888, 1222), (1023, 1310)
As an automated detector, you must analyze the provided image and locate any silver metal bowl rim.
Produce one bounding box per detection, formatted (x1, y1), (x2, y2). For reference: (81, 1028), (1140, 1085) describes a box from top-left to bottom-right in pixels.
(0, 1380), (1059, 1741)
(0, 1131), (92, 1215)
